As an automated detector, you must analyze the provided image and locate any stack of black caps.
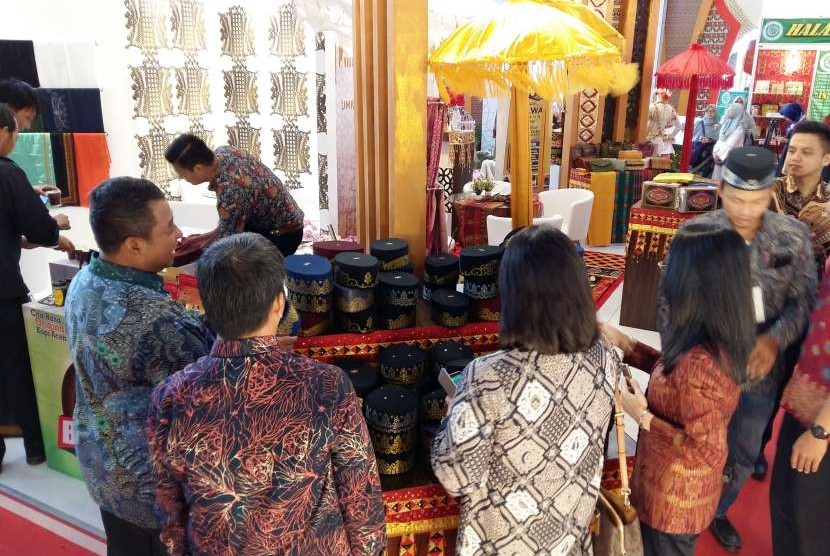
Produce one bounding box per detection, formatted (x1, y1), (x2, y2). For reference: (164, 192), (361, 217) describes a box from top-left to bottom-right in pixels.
(365, 385), (418, 475)
(423, 253), (460, 302)
(421, 388), (448, 425)
(284, 255), (333, 337)
(333, 252), (379, 333)
(335, 359), (380, 407)
(378, 271), (418, 330)
(460, 245), (503, 322)
(371, 238), (411, 272)
(430, 341), (474, 376)
(378, 344), (428, 388)
(430, 289), (471, 328)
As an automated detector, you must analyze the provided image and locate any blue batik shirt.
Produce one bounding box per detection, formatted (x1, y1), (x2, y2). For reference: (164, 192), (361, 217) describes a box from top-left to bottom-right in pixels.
(65, 256), (214, 528)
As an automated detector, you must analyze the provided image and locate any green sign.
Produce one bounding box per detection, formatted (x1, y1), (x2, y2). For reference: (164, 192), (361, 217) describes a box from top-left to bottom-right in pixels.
(23, 303), (83, 480)
(761, 19), (830, 44)
(809, 51), (830, 120)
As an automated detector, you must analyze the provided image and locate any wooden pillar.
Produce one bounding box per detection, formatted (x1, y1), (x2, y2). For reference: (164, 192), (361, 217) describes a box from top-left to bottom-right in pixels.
(510, 87), (533, 229)
(353, 0), (427, 273)
(634, 0), (664, 143)
(613, 0), (639, 140)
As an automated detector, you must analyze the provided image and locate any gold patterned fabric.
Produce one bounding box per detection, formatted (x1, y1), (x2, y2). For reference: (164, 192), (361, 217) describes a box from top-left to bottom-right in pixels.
(125, 0), (167, 51)
(171, 0), (206, 51)
(138, 124), (177, 189)
(272, 63), (308, 119)
(131, 57), (174, 119)
(219, 6), (255, 59)
(226, 117), (262, 159)
(274, 122), (311, 190)
(223, 64), (259, 114)
(270, 3), (305, 58)
(176, 56), (210, 116)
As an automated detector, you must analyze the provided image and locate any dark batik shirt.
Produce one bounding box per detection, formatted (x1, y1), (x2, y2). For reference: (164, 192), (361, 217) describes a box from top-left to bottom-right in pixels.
(147, 336), (386, 556)
(65, 256), (214, 528)
(678, 210), (818, 392)
(771, 176), (830, 277)
(211, 146), (304, 238)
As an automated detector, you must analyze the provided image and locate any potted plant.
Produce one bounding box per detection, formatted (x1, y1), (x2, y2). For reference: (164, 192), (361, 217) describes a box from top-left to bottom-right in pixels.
(471, 177), (495, 198)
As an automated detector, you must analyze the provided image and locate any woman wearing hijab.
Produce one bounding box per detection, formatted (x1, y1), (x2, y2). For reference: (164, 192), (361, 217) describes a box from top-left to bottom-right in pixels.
(691, 105), (720, 177)
(775, 103), (806, 176)
(712, 104), (748, 180)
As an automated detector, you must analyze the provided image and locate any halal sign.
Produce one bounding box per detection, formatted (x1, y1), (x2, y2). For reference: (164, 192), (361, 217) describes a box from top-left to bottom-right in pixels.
(762, 20), (785, 42)
(820, 52), (830, 74)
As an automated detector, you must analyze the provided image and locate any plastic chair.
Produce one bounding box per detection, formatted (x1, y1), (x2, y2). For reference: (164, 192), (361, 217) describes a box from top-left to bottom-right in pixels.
(538, 189), (594, 243)
(486, 214), (564, 246)
(486, 215), (514, 246)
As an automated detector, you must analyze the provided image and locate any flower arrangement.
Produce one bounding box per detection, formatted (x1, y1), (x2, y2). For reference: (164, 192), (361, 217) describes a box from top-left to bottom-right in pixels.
(471, 177), (494, 196)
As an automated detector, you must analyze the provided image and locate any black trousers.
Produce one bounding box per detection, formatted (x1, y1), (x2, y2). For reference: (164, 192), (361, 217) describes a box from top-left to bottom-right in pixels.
(640, 522), (698, 556)
(758, 335), (804, 463)
(770, 412), (830, 556)
(100, 510), (166, 556)
(250, 228), (304, 258)
(0, 296), (44, 461)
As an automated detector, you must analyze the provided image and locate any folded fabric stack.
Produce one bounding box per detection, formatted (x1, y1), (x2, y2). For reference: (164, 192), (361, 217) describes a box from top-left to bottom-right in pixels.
(459, 245), (503, 324)
(284, 255), (333, 337)
(333, 252), (379, 333)
(423, 253), (459, 302)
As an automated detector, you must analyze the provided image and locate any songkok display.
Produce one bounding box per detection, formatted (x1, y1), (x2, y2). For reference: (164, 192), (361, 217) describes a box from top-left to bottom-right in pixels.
(431, 341), (474, 375)
(364, 385), (418, 475)
(378, 304), (416, 330)
(297, 310), (331, 337)
(445, 358), (472, 376)
(722, 147), (777, 190)
(378, 272), (419, 307)
(431, 289), (471, 328)
(459, 245), (504, 278)
(335, 359), (380, 403)
(463, 276), (500, 300)
(421, 388), (448, 424)
(334, 282), (375, 313)
(424, 253), (460, 287)
(334, 252), (379, 289)
(284, 255), (333, 314)
(334, 307), (376, 334)
(379, 344), (428, 387)
(312, 239), (364, 260)
(371, 238), (410, 271)
(473, 295), (501, 322)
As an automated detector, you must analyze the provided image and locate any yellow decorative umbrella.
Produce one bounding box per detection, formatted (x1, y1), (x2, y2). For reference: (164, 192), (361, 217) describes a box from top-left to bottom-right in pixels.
(429, 0), (639, 228)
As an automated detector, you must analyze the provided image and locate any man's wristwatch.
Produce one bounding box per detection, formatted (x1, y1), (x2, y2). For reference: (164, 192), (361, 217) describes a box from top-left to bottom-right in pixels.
(810, 423), (830, 440)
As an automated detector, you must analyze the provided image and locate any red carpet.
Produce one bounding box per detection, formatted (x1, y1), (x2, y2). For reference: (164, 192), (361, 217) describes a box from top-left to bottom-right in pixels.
(0, 505), (97, 556)
(695, 413), (780, 556)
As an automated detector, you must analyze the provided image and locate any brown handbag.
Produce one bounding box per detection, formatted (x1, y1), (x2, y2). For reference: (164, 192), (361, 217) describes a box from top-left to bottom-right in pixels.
(592, 388), (644, 556)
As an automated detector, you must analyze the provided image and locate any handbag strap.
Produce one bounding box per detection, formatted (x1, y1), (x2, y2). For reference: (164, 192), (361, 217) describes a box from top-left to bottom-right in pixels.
(614, 385), (632, 507)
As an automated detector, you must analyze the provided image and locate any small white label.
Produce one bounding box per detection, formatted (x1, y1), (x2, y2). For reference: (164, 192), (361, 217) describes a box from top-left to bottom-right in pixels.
(752, 286), (765, 324)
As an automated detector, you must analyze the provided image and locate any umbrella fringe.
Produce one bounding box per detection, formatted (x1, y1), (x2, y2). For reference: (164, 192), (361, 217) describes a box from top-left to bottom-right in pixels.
(655, 74), (735, 90)
(432, 60), (639, 100)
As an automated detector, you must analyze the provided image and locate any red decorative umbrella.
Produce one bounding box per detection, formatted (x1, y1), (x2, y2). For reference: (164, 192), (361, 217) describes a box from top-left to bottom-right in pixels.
(656, 43), (735, 172)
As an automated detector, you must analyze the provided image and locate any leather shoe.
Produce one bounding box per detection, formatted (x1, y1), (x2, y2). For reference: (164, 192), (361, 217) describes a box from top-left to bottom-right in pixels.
(752, 455), (768, 481)
(25, 454), (46, 466)
(710, 517), (741, 551)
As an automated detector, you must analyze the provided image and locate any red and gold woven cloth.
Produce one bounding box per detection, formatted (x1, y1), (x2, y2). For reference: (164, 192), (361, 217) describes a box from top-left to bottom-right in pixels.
(626, 203), (698, 259)
(453, 195), (542, 247)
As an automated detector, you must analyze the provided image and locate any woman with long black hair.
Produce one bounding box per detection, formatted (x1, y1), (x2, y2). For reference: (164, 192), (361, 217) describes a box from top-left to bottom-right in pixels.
(604, 222), (756, 556)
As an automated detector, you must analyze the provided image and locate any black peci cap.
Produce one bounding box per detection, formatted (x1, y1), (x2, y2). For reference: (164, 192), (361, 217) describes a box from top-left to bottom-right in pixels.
(722, 147), (777, 190)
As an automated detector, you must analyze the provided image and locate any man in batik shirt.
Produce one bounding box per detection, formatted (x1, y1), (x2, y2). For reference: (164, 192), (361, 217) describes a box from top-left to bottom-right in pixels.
(148, 233), (386, 556)
(681, 148), (818, 552)
(65, 177), (214, 556)
(165, 134), (305, 256)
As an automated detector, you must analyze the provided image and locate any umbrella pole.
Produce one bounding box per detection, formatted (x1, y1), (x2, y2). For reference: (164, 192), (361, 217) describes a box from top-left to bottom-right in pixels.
(510, 86), (533, 230)
(680, 75), (698, 173)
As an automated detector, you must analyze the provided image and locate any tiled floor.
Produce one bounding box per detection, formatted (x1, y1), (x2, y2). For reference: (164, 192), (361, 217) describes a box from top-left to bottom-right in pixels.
(0, 244), (662, 551)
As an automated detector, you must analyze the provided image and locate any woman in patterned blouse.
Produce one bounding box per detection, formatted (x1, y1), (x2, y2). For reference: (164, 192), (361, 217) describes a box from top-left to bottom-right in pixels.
(604, 222), (756, 556)
(431, 226), (620, 556)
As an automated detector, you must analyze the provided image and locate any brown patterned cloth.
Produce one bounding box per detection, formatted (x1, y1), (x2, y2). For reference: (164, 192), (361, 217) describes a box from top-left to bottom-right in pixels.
(771, 176), (830, 278)
(453, 195), (542, 247)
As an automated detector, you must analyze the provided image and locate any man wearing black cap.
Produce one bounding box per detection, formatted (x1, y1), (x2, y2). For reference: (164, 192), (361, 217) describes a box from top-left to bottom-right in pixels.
(677, 147), (818, 551)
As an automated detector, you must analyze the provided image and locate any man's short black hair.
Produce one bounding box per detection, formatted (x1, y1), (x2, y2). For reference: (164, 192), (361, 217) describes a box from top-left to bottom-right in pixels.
(0, 78), (38, 115)
(0, 103), (17, 132)
(89, 177), (165, 253)
(164, 134), (215, 170)
(197, 233), (286, 340)
(791, 119), (830, 154)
